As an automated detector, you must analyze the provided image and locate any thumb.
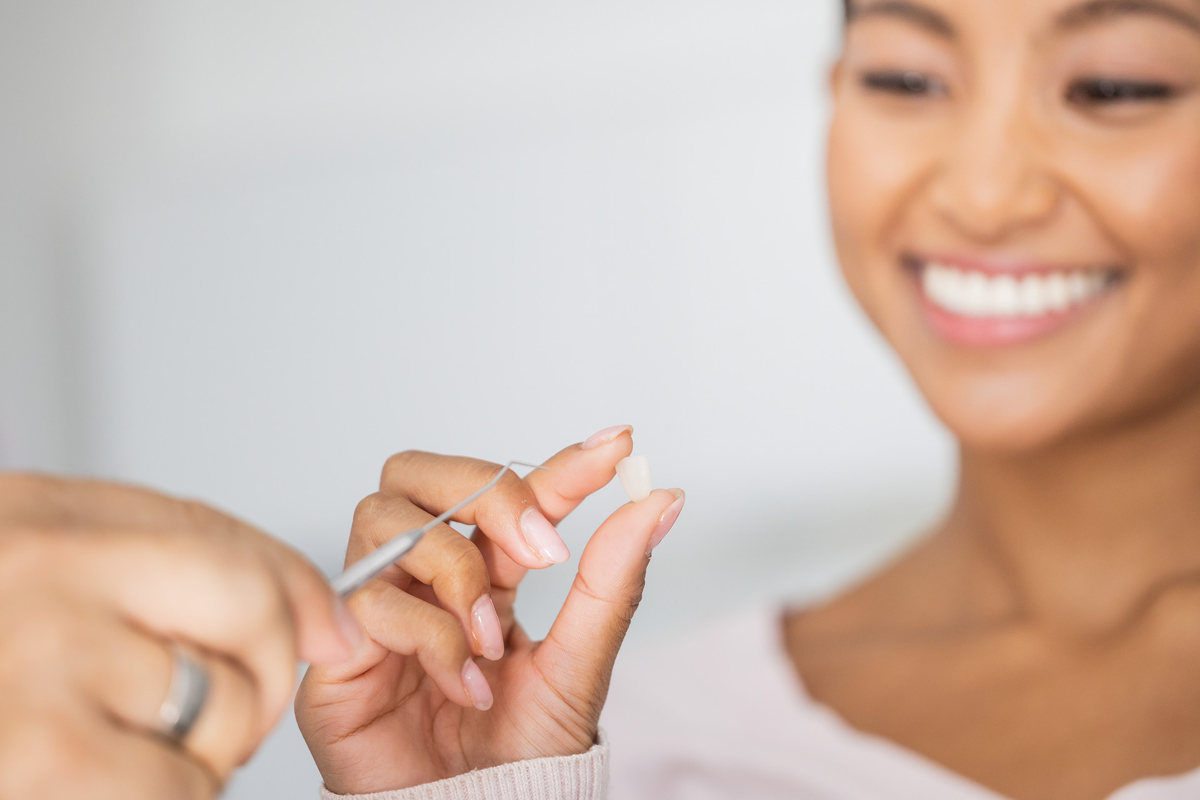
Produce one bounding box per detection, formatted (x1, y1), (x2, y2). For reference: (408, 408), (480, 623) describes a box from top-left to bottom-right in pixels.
(535, 488), (685, 709)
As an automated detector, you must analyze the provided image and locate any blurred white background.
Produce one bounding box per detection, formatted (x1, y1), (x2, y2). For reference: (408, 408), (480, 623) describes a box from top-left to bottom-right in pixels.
(0, 1), (955, 797)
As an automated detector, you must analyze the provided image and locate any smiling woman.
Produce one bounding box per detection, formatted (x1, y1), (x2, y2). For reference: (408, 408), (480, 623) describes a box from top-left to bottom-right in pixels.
(819, 0), (1200, 795)
(294, 2), (1200, 800)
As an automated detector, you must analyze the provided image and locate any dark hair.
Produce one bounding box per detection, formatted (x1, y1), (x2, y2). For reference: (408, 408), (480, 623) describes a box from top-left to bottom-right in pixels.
(843, 0), (852, 20)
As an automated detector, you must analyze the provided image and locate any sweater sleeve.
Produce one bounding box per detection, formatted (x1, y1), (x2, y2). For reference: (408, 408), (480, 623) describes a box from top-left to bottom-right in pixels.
(318, 732), (608, 800)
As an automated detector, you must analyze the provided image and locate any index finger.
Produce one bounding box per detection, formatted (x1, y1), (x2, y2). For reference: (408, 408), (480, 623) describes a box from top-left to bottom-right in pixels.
(471, 426), (636, 630)
(0, 476), (359, 671)
(379, 452), (565, 570)
(0, 473), (220, 529)
(378, 427), (634, 576)
(525, 425), (635, 525)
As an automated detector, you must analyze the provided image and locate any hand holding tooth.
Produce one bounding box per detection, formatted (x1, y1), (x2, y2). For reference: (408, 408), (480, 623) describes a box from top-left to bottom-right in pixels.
(296, 428), (686, 795)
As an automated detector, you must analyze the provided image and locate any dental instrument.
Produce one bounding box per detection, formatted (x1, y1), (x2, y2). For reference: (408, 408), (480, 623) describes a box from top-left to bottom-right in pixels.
(331, 460), (547, 597)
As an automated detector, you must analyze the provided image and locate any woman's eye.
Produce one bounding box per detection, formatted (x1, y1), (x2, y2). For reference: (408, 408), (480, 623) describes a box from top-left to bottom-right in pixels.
(1065, 78), (1177, 104)
(861, 70), (948, 97)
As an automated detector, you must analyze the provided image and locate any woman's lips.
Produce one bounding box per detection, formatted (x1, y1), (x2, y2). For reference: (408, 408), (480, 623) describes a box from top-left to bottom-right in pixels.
(911, 256), (1118, 347)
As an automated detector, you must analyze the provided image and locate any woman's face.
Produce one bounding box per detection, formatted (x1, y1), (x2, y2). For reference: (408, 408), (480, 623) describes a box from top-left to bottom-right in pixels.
(828, 0), (1200, 452)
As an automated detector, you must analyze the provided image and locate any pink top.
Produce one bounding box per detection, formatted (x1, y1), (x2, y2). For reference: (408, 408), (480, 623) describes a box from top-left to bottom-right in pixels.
(325, 606), (1200, 800)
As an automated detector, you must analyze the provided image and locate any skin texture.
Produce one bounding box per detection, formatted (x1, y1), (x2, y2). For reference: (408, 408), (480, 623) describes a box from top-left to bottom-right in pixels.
(0, 474), (358, 800)
(296, 435), (686, 793)
(787, 1), (1200, 798)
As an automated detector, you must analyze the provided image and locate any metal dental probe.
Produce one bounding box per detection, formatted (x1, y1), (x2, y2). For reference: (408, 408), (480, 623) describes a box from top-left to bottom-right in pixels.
(330, 460), (548, 597)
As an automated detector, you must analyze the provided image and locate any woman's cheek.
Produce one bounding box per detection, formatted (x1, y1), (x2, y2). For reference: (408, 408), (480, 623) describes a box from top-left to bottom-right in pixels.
(1077, 122), (1200, 415)
(828, 108), (891, 323)
(827, 103), (945, 329)
(1058, 120), (1200, 266)
(1052, 116), (1200, 390)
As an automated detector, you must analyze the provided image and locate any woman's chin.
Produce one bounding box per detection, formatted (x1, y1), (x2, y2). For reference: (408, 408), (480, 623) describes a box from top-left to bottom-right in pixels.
(912, 365), (1102, 455)
(937, 407), (1070, 455)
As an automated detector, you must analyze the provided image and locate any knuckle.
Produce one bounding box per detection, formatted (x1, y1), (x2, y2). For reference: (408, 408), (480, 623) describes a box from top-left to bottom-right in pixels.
(381, 450), (424, 485)
(424, 609), (465, 651)
(451, 537), (486, 572)
(484, 463), (523, 494)
(177, 498), (217, 526)
(498, 468), (526, 491)
(570, 571), (606, 605)
(454, 459), (502, 493)
(176, 498), (242, 543)
(441, 540), (488, 594)
(572, 571), (644, 625)
(352, 493), (387, 527)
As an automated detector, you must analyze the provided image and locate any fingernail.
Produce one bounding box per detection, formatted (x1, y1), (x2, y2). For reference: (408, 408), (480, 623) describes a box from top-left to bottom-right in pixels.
(520, 507), (570, 565)
(333, 596), (364, 653)
(647, 490), (685, 556)
(471, 595), (505, 661)
(462, 658), (493, 711)
(581, 424), (634, 450)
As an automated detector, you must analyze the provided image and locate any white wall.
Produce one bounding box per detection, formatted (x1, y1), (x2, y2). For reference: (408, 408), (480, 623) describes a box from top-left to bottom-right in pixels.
(0, 3), (956, 798)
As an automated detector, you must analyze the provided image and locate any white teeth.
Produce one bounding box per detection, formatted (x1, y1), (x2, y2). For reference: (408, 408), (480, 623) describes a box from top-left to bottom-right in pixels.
(1018, 275), (1047, 316)
(993, 275), (1019, 316)
(921, 262), (1110, 319)
(963, 271), (988, 315)
(616, 456), (652, 503)
(1045, 273), (1070, 311)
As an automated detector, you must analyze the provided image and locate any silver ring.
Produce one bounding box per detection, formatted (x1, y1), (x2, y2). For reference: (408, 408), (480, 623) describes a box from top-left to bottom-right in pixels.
(158, 646), (209, 742)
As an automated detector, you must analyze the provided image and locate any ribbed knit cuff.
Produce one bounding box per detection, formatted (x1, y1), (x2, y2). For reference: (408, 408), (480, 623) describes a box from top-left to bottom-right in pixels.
(319, 732), (608, 800)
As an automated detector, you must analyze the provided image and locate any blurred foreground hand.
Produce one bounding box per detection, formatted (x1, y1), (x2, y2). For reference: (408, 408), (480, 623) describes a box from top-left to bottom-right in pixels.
(0, 473), (361, 799)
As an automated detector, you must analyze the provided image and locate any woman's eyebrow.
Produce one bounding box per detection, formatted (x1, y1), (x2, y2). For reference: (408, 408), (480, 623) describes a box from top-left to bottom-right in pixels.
(848, 1), (956, 39)
(1056, 0), (1200, 36)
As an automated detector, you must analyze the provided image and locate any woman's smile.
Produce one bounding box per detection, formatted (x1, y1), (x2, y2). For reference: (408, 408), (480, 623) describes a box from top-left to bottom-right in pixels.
(905, 253), (1122, 346)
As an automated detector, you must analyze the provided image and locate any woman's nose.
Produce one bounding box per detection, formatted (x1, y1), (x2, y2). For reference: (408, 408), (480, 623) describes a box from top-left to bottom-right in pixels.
(928, 104), (1060, 244)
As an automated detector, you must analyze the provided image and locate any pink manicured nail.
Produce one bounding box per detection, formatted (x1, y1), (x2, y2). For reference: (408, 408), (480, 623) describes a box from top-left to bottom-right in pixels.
(581, 424), (634, 450)
(332, 596), (364, 653)
(647, 490), (685, 555)
(471, 595), (505, 661)
(462, 659), (494, 711)
(520, 507), (570, 564)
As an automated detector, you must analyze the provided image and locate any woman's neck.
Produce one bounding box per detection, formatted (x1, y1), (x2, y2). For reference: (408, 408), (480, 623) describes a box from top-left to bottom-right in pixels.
(954, 392), (1200, 636)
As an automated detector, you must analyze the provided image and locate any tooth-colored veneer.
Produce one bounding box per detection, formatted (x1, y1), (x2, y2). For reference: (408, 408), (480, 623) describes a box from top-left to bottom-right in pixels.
(616, 456), (652, 503)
